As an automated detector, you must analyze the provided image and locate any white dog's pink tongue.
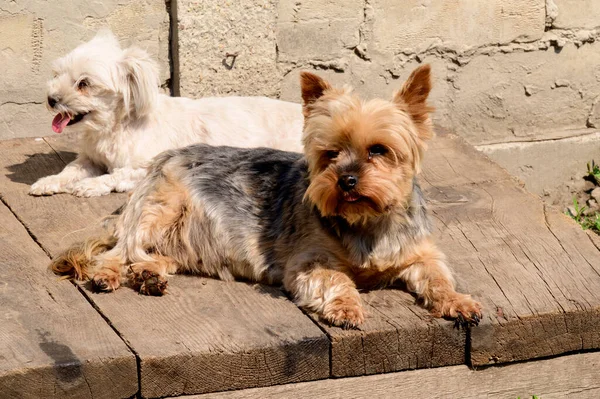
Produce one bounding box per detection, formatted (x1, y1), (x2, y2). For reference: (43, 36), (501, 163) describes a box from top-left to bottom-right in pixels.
(52, 114), (70, 133)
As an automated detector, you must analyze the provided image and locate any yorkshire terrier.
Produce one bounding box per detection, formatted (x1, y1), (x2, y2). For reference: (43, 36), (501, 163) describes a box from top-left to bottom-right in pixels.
(30, 29), (302, 198)
(52, 65), (482, 328)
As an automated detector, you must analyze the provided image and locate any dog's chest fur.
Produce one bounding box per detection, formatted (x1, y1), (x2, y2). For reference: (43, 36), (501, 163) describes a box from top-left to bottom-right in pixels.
(326, 188), (431, 274)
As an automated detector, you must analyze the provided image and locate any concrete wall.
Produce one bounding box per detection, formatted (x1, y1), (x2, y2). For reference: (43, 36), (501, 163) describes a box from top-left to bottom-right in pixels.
(0, 0), (170, 140)
(2, 0), (599, 200)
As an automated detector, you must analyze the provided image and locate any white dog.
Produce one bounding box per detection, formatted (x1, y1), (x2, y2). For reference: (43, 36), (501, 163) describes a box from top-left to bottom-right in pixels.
(30, 30), (304, 197)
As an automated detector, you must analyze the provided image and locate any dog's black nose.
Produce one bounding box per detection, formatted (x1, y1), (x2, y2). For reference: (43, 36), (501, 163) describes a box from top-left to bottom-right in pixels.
(47, 96), (58, 108)
(338, 174), (358, 191)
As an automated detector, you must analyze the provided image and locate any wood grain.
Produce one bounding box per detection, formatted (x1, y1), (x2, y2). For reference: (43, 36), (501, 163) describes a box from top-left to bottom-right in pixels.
(0, 200), (136, 399)
(196, 351), (600, 399)
(0, 134), (330, 397)
(0, 136), (126, 257)
(425, 173), (600, 366)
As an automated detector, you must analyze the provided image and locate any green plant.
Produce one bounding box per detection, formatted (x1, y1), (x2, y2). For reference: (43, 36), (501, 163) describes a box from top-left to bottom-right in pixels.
(568, 197), (587, 223)
(567, 197), (600, 233)
(587, 160), (600, 184)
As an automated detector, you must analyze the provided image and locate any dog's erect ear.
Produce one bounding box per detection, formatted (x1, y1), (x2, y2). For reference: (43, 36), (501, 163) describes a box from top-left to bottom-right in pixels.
(92, 28), (121, 49)
(120, 46), (160, 118)
(300, 72), (332, 108)
(393, 64), (433, 140)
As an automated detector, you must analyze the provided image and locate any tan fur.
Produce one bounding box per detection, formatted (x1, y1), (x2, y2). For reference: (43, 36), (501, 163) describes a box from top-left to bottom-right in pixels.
(49, 235), (117, 280)
(52, 65), (482, 328)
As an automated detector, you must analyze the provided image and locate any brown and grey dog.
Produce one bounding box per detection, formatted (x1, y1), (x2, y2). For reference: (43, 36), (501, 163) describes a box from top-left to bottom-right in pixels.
(52, 65), (482, 328)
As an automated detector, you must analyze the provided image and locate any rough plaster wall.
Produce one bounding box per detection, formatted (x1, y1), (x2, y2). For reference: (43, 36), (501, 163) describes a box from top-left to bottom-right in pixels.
(177, 0), (600, 199)
(0, 0), (170, 139)
(177, 0), (280, 97)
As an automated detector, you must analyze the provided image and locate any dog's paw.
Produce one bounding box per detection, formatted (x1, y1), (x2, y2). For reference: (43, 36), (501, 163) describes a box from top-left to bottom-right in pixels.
(30, 175), (66, 196)
(128, 269), (168, 296)
(91, 272), (121, 293)
(322, 296), (365, 329)
(71, 178), (112, 197)
(433, 294), (483, 328)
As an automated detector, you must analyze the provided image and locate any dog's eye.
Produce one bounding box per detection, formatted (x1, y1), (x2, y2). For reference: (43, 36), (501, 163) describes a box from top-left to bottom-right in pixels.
(368, 144), (388, 158)
(77, 79), (89, 89)
(325, 150), (339, 160)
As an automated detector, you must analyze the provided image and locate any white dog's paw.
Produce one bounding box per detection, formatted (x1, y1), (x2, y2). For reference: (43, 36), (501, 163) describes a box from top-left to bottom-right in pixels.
(30, 175), (68, 196)
(71, 178), (113, 197)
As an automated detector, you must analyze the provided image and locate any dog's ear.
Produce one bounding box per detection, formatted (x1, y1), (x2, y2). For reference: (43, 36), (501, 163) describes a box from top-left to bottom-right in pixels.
(300, 72), (332, 110)
(92, 28), (121, 49)
(393, 64), (434, 141)
(120, 46), (160, 118)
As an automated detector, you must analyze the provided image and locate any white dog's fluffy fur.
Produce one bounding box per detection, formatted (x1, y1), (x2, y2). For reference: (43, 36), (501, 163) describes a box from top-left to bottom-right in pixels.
(30, 30), (304, 197)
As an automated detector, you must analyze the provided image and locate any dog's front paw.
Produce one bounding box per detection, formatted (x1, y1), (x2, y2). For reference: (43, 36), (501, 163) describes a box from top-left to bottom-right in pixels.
(322, 296), (365, 329)
(71, 178), (112, 197)
(433, 294), (483, 328)
(30, 175), (67, 196)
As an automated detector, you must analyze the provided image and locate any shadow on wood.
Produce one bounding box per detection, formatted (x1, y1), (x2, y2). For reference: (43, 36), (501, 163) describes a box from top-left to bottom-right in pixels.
(5, 151), (77, 185)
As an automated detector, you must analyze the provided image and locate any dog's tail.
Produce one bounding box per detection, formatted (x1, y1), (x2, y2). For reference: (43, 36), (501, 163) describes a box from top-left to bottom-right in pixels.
(50, 235), (118, 281)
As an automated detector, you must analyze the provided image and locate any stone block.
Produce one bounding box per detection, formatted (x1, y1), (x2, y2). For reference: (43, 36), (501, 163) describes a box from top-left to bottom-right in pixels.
(552, 0), (600, 29)
(478, 130), (600, 198)
(278, 0), (364, 23)
(178, 0), (280, 98)
(370, 0), (545, 55)
(446, 42), (600, 145)
(277, 20), (360, 62)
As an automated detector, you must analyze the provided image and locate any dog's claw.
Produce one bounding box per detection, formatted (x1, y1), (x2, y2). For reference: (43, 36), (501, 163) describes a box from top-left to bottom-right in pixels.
(453, 311), (482, 329)
(91, 278), (111, 293)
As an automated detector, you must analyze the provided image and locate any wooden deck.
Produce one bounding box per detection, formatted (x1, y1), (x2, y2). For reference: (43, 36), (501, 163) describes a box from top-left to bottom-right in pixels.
(1, 130), (600, 398)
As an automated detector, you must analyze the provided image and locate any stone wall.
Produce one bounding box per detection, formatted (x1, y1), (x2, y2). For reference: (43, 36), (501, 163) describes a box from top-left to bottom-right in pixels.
(176, 0), (600, 200)
(2, 0), (599, 200)
(0, 0), (170, 140)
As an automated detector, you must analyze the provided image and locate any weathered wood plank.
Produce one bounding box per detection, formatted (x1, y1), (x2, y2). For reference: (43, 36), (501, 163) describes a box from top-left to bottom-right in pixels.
(425, 178), (600, 366)
(0, 137), (126, 257)
(312, 290), (465, 378)
(422, 128), (516, 187)
(0, 134), (330, 397)
(193, 351), (600, 399)
(0, 199), (137, 398)
(91, 277), (329, 397)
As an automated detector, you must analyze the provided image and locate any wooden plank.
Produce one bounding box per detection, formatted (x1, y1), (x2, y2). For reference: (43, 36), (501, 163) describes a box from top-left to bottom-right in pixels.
(312, 291), (465, 378)
(425, 178), (600, 366)
(89, 277), (329, 397)
(422, 128), (517, 188)
(0, 134), (330, 397)
(193, 351), (600, 399)
(0, 136), (126, 257)
(0, 200), (137, 398)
